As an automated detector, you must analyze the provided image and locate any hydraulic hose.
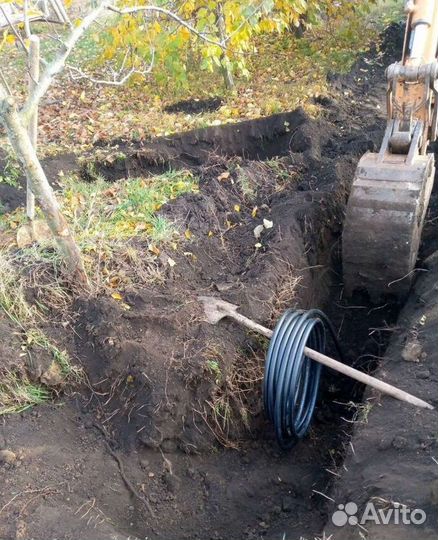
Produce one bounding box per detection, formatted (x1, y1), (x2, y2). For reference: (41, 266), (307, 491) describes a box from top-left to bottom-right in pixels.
(263, 309), (343, 449)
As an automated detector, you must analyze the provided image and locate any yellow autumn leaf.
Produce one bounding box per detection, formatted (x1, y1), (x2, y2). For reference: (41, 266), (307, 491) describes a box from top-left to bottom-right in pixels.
(217, 171), (230, 181)
(252, 206), (258, 218)
(208, 231), (214, 237)
(234, 204), (240, 213)
(180, 26), (191, 41)
(148, 244), (160, 256)
(185, 229), (193, 240)
(111, 292), (123, 301)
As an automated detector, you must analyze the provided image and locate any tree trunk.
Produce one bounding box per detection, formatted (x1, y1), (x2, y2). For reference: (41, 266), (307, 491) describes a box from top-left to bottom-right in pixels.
(26, 35), (40, 220)
(216, 2), (235, 91)
(220, 56), (235, 91)
(0, 88), (89, 288)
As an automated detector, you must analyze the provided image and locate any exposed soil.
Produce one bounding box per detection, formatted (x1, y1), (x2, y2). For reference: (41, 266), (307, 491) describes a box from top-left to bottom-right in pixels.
(325, 251), (438, 540)
(0, 24), (437, 540)
(163, 97), (224, 114)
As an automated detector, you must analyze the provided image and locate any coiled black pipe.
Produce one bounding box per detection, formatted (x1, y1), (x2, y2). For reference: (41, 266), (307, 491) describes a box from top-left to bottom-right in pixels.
(263, 309), (343, 449)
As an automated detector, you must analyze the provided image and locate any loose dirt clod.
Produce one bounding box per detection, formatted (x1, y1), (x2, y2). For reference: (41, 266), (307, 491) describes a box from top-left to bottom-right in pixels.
(0, 449), (16, 465)
(402, 337), (422, 363)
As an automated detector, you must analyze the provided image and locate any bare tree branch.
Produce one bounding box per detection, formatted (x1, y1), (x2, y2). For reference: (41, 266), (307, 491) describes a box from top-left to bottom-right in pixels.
(66, 48), (155, 86)
(20, 1), (108, 123)
(0, 69), (12, 96)
(20, 0), (228, 122)
(0, 4), (29, 54)
(23, 0), (32, 39)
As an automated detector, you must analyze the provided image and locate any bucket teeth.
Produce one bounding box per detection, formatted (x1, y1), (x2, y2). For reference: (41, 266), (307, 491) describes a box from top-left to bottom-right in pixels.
(342, 152), (435, 301)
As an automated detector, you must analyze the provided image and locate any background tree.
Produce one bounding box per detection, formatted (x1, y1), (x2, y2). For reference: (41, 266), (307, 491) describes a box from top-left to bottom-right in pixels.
(98, 0), (321, 91)
(0, 0), (225, 286)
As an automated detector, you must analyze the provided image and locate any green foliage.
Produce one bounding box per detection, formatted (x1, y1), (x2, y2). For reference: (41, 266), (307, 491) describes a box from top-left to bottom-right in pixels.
(0, 154), (21, 187)
(96, 0), (341, 89)
(206, 358), (222, 382)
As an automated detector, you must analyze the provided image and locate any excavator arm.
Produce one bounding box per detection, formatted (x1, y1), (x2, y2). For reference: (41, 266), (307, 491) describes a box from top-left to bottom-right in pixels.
(343, 0), (438, 301)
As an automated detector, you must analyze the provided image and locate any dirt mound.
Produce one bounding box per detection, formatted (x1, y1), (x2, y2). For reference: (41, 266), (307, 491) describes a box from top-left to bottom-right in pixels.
(164, 97), (224, 114)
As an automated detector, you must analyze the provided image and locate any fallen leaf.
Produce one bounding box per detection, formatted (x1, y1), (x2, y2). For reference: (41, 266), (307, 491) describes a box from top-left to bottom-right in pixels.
(252, 206), (258, 218)
(217, 171), (230, 181)
(148, 244), (160, 256)
(253, 224), (264, 239)
(167, 257), (176, 267)
(40, 361), (64, 387)
(255, 242), (262, 248)
(16, 220), (52, 248)
(263, 219), (273, 229)
(234, 204), (241, 212)
(111, 292), (123, 301)
(185, 229), (193, 240)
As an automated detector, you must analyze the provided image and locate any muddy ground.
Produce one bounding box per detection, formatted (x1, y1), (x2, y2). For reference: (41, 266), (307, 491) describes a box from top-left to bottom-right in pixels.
(0, 24), (437, 540)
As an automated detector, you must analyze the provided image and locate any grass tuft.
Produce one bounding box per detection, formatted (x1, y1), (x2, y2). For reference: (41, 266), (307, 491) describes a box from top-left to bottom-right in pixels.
(0, 251), (81, 415)
(25, 329), (83, 381)
(0, 255), (36, 327)
(199, 344), (264, 448)
(0, 371), (51, 416)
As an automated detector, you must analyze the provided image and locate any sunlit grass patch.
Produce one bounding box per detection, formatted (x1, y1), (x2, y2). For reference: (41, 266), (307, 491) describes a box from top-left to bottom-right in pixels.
(60, 169), (198, 243)
(0, 167), (199, 414)
(0, 168), (199, 302)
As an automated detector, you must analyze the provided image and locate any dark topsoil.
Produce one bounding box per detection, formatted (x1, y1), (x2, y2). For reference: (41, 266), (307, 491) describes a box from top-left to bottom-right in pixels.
(0, 23), (437, 540)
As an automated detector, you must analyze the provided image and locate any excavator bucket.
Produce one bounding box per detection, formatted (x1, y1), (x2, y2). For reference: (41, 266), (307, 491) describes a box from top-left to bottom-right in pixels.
(342, 151), (435, 301)
(342, 0), (438, 301)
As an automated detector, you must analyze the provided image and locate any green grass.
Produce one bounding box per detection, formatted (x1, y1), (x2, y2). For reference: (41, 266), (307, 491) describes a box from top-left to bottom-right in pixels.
(59, 168), (198, 244)
(0, 167), (199, 416)
(25, 328), (82, 380)
(0, 255), (36, 327)
(0, 251), (81, 416)
(206, 359), (222, 381)
(0, 372), (51, 416)
(0, 153), (21, 188)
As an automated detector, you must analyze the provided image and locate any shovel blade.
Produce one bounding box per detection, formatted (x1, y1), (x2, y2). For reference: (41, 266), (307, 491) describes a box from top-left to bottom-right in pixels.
(198, 296), (239, 325)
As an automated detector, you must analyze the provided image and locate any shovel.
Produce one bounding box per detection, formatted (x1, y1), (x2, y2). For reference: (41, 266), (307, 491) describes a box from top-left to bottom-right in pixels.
(198, 296), (434, 411)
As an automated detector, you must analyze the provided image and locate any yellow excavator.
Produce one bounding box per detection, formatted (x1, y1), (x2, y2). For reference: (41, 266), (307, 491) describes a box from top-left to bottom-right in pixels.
(343, 0), (438, 301)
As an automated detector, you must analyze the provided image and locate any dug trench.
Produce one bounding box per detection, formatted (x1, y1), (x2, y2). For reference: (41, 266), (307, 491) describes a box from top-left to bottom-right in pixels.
(0, 25), (437, 540)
